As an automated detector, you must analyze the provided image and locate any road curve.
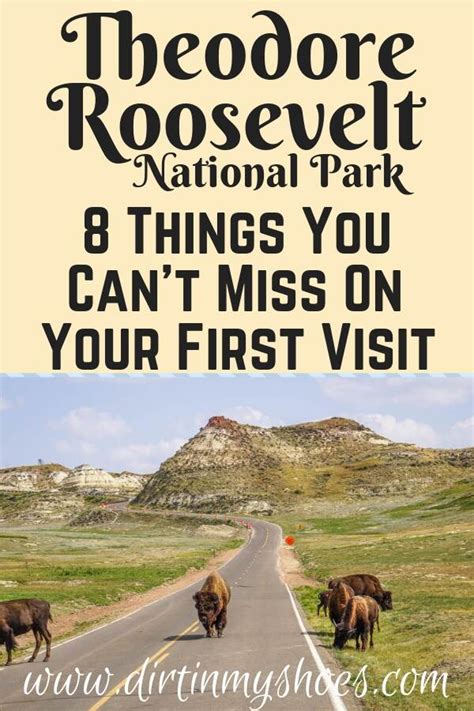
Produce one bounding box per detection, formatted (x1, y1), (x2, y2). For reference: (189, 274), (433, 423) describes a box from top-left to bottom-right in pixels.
(0, 519), (357, 711)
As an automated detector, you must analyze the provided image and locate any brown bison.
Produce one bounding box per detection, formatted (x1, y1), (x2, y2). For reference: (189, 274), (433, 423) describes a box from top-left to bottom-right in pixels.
(0, 599), (52, 666)
(328, 581), (354, 625)
(317, 590), (330, 617)
(329, 574), (393, 611)
(193, 572), (231, 638)
(333, 595), (380, 651)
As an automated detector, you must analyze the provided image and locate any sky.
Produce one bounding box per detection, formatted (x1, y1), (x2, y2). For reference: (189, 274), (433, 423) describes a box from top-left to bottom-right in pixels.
(0, 375), (473, 473)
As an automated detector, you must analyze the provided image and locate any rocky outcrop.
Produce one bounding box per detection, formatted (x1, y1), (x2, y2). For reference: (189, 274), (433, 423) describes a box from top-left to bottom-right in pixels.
(135, 416), (473, 514)
(0, 463), (147, 496)
(239, 500), (273, 515)
(68, 507), (119, 527)
(64, 464), (145, 495)
(3, 417), (472, 518)
(0, 465), (70, 492)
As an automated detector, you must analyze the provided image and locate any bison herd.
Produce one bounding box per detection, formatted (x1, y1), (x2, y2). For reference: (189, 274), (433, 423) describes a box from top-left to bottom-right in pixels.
(191, 569), (392, 655)
(317, 573), (393, 651)
(1, 571), (390, 666)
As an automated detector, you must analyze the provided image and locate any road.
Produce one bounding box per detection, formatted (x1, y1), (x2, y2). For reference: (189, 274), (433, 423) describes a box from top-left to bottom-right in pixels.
(0, 520), (357, 711)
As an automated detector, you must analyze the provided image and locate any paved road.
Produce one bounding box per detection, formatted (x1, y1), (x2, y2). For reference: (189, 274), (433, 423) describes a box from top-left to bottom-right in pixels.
(0, 520), (355, 711)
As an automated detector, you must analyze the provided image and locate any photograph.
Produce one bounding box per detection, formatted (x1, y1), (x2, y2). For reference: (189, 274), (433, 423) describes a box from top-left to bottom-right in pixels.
(0, 375), (472, 709)
(1, 0), (472, 708)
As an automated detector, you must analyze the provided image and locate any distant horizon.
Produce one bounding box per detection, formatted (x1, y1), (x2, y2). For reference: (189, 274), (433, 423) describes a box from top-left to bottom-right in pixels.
(1, 375), (473, 473)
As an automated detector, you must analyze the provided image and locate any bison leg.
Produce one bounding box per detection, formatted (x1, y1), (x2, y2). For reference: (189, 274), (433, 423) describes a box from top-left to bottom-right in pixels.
(355, 634), (360, 651)
(5, 628), (16, 666)
(216, 608), (227, 638)
(317, 603), (321, 616)
(203, 623), (212, 638)
(29, 629), (42, 662)
(369, 622), (374, 648)
(38, 624), (52, 662)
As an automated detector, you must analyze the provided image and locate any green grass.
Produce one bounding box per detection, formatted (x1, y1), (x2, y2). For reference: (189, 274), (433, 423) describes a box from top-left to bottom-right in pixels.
(273, 482), (473, 710)
(0, 512), (243, 613)
(0, 491), (44, 510)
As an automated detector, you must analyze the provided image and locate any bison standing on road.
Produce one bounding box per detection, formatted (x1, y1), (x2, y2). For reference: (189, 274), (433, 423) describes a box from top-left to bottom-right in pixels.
(329, 574), (393, 611)
(0, 599), (52, 666)
(193, 571), (231, 638)
(328, 581), (354, 626)
(317, 590), (330, 617)
(333, 595), (380, 651)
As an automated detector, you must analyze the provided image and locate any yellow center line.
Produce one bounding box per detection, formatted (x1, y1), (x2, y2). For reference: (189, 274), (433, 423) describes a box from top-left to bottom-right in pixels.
(89, 620), (199, 711)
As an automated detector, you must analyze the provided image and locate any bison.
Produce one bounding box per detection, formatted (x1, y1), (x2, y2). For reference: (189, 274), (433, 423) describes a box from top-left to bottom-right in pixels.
(333, 595), (380, 651)
(329, 574), (393, 611)
(328, 581), (354, 626)
(317, 590), (330, 617)
(0, 599), (52, 666)
(193, 571), (231, 638)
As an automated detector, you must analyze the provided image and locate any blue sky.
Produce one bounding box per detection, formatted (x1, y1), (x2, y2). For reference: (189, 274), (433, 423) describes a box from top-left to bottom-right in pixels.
(0, 375), (473, 473)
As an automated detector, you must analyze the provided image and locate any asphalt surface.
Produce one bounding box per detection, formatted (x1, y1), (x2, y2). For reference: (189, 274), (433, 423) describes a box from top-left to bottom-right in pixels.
(0, 520), (355, 711)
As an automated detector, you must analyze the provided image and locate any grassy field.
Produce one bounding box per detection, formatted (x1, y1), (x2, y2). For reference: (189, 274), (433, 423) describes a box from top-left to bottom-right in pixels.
(273, 480), (473, 711)
(0, 508), (243, 642)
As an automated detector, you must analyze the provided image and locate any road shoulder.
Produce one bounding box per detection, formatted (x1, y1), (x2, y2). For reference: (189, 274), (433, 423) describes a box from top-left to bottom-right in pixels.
(279, 541), (363, 711)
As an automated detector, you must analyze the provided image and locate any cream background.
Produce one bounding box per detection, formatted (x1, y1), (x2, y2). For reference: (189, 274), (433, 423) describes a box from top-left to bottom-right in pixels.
(1, 0), (473, 372)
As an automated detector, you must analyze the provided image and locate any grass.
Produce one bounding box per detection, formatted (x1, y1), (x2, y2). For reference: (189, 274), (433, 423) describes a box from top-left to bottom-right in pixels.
(0, 491), (45, 510)
(0, 510), (243, 621)
(272, 481), (473, 710)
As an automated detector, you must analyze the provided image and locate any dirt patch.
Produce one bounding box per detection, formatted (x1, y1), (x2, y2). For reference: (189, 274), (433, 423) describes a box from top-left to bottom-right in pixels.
(279, 544), (318, 588)
(196, 523), (236, 538)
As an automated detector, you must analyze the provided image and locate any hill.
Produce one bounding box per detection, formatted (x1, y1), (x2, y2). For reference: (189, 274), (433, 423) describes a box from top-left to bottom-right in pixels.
(0, 463), (147, 495)
(135, 416), (474, 513)
(0, 463), (149, 523)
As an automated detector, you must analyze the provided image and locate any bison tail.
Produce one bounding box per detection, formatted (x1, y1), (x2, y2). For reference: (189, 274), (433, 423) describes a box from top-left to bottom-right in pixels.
(49, 613), (53, 623)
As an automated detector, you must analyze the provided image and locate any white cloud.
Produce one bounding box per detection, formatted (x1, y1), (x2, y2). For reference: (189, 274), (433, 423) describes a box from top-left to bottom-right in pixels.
(55, 439), (97, 457)
(193, 405), (282, 430)
(451, 415), (474, 432)
(112, 438), (185, 473)
(447, 416), (474, 448)
(59, 407), (129, 440)
(224, 406), (280, 427)
(359, 413), (438, 447)
(52, 408), (184, 471)
(321, 377), (472, 407)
